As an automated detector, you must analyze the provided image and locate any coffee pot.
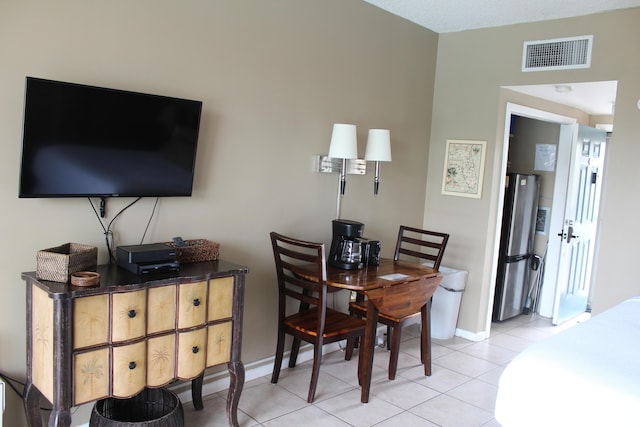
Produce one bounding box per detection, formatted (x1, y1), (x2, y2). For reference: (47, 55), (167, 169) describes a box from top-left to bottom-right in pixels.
(340, 239), (363, 264)
(328, 219), (381, 270)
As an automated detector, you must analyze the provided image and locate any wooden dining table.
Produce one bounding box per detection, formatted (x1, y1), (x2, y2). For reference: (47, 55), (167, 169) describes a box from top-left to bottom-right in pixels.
(304, 258), (442, 403)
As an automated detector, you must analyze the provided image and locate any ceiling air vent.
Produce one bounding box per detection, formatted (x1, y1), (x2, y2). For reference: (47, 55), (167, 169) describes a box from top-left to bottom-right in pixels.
(522, 35), (593, 72)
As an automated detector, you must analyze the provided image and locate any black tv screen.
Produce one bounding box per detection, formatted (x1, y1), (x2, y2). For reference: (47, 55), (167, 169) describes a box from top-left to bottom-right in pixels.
(19, 77), (202, 198)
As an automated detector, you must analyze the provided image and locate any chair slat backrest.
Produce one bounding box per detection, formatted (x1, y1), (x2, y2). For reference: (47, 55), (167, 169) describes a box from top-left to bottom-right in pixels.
(394, 226), (449, 270)
(270, 232), (328, 321)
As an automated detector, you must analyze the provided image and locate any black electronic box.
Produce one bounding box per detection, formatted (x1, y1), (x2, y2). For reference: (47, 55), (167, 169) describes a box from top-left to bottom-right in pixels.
(116, 243), (178, 275)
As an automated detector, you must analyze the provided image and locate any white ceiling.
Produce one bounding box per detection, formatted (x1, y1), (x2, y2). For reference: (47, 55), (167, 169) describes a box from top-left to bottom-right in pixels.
(504, 81), (618, 116)
(363, 0), (635, 116)
(362, 0), (640, 34)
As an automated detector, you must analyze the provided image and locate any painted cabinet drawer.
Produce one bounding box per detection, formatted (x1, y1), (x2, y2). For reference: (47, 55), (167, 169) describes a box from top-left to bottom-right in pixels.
(74, 294), (109, 349)
(177, 281), (207, 329)
(208, 276), (234, 321)
(111, 290), (146, 343)
(176, 328), (207, 380)
(112, 341), (146, 398)
(146, 334), (176, 387)
(73, 347), (109, 406)
(147, 285), (177, 334)
(207, 322), (232, 367)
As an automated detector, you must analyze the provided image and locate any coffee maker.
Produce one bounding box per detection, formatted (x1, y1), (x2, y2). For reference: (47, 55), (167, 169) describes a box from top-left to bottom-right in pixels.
(328, 219), (381, 270)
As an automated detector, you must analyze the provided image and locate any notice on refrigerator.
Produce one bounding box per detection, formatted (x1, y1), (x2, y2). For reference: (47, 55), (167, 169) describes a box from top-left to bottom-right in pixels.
(534, 144), (556, 171)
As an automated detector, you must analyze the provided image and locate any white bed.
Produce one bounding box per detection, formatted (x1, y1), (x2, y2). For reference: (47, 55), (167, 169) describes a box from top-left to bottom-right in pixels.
(495, 297), (640, 427)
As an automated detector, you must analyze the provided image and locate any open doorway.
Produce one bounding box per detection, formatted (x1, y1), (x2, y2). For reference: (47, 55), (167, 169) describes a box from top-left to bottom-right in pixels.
(491, 81), (616, 328)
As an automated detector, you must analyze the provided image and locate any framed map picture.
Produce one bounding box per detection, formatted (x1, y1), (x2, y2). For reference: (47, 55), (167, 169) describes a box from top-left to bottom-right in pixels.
(441, 139), (487, 198)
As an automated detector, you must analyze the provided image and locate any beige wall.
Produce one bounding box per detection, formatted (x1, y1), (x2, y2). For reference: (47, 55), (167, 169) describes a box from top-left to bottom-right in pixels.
(0, 1), (437, 425)
(425, 8), (640, 337)
(3, 1), (640, 425)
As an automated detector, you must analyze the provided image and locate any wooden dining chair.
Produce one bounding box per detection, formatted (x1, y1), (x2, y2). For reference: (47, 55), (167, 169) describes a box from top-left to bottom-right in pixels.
(269, 232), (366, 403)
(349, 225), (449, 380)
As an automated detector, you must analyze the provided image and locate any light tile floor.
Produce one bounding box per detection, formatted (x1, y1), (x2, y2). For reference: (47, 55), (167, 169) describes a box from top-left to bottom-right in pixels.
(184, 314), (586, 427)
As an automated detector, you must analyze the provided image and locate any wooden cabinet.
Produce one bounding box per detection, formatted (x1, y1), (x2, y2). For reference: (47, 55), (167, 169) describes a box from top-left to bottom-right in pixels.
(24, 260), (247, 427)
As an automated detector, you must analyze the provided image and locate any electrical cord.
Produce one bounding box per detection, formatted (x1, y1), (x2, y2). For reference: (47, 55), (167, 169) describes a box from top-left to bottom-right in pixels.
(88, 197), (142, 263)
(0, 372), (52, 412)
(0, 372), (23, 399)
(139, 197), (160, 244)
(0, 374), (84, 417)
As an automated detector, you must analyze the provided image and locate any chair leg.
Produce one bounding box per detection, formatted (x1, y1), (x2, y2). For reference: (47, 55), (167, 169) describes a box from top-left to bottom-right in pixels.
(386, 325), (392, 350)
(388, 323), (402, 380)
(271, 330), (286, 384)
(345, 337), (355, 360)
(349, 304), (364, 350)
(421, 301), (432, 376)
(291, 292), (310, 368)
(357, 341), (363, 386)
(289, 337), (301, 368)
(307, 341), (323, 403)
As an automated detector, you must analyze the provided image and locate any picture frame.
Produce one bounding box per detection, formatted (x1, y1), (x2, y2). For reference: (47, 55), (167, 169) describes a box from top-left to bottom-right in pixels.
(441, 139), (487, 198)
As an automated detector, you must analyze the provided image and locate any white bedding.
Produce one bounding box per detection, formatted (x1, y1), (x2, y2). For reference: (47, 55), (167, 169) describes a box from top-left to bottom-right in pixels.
(495, 297), (640, 427)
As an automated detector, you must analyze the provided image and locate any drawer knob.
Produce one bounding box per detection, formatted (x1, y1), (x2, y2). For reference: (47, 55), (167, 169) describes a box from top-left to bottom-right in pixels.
(192, 346), (199, 354)
(193, 298), (201, 307)
(128, 361), (137, 370)
(128, 309), (137, 318)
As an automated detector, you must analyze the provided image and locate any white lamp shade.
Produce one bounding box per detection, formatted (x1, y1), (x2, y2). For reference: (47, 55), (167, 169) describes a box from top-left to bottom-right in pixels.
(328, 123), (358, 159)
(365, 129), (392, 161)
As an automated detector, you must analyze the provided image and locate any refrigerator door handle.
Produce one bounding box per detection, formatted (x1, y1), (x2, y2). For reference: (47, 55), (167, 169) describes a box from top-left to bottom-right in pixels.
(505, 254), (530, 263)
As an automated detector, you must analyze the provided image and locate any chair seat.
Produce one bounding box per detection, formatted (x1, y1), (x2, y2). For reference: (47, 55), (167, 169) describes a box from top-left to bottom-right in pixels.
(349, 300), (421, 324)
(285, 307), (366, 340)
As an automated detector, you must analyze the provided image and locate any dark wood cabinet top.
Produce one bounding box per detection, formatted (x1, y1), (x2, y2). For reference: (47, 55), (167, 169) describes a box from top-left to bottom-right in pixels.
(22, 259), (249, 299)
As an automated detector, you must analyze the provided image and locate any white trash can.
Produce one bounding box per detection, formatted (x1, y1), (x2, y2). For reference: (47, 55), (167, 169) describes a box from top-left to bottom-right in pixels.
(431, 266), (468, 339)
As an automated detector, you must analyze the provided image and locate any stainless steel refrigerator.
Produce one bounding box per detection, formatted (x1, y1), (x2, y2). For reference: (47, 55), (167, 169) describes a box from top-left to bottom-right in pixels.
(493, 173), (540, 321)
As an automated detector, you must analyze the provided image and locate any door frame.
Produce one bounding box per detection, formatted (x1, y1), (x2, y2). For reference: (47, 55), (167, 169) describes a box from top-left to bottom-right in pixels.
(486, 103), (576, 333)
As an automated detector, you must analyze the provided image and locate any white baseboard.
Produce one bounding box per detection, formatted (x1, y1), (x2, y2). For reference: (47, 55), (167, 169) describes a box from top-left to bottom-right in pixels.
(0, 377), (4, 427)
(454, 327), (486, 342)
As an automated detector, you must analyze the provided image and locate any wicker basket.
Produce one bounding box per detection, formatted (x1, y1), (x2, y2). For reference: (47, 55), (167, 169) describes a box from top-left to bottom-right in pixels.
(165, 239), (219, 263)
(90, 387), (184, 426)
(36, 243), (98, 283)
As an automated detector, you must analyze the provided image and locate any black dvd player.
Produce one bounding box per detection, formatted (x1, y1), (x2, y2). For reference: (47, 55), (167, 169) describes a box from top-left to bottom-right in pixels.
(116, 243), (178, 275)
(127, 260), (179, 275)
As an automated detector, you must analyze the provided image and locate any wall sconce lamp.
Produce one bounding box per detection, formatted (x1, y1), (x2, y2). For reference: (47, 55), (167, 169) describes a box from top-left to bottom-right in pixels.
(316, 124), (392, 218)
(365, 129), (392, 196)
(328, 123), (358, 197)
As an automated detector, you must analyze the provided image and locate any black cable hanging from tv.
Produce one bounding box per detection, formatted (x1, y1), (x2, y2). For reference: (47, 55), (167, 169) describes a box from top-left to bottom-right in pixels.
(89, 197), (142, 264)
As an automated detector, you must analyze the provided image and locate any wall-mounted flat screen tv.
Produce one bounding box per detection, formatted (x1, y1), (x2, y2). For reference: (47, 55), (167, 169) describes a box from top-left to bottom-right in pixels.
(19, 77), (203, 198)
